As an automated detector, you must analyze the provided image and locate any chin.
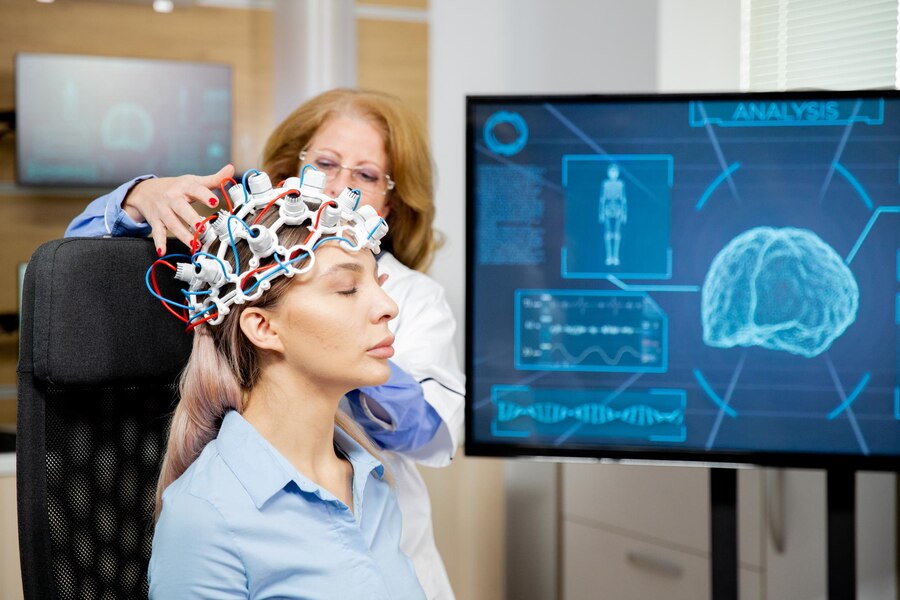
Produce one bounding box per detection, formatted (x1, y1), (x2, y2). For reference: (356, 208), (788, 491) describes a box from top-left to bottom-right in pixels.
(357, 361), (392, 388)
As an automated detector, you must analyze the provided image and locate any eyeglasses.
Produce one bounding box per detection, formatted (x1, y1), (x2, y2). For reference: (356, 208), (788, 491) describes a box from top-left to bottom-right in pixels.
(299, 149), (395, 195)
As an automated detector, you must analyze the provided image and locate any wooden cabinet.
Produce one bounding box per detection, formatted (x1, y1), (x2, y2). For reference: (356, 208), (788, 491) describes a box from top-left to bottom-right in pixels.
(560, 464), (896, 600)
(561, 463), (763, 600)
(563, 519), (762, 600)
(0, 470), (23, 600)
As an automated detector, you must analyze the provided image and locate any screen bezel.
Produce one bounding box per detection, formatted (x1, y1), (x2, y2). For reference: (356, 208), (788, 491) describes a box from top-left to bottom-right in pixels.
(464, 89), (900, 472)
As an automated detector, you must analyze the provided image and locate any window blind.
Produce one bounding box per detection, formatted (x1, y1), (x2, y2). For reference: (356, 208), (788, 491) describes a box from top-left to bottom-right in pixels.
(742, 0), (899, 91)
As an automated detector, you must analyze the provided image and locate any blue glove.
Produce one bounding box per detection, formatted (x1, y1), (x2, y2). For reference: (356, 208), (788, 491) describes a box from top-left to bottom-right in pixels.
(346, 361), (442, 452)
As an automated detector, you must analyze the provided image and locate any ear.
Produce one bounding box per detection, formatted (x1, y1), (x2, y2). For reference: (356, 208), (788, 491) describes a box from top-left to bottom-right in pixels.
(239, 307), (284, 353)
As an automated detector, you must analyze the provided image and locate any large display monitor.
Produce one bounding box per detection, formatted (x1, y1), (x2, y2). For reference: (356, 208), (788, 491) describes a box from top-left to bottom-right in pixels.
(466, 91), (900, 470)
(15, 53), (231, 187)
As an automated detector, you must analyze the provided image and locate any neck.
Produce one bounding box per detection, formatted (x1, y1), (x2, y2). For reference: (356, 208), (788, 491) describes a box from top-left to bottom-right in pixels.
(241, 362), (347, 477)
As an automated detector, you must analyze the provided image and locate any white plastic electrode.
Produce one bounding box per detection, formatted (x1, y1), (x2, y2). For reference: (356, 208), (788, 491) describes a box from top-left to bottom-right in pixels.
(228, 184), (246, 207)
(174, 263), (197, 285)
(247, 225), (277, 257)
(198, 223), (217, 246)
(195, 256), (228, 286)
(301, 169), (326, 192)
(248, 172), (273, 195)
(337, 187), (361, 213)
(356, 204), (379, 221)
(364, 217), (388, 242)
(210, 210), (231, 237)
(319, 203), (342, 228)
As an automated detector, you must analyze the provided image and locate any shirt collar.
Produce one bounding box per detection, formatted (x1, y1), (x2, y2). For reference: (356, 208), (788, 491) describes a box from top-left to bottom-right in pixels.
(216, 411), (385, 510)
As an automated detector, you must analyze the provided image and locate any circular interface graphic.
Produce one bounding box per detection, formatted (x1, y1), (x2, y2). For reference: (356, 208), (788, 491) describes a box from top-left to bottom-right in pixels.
(483, 111), (529, 157)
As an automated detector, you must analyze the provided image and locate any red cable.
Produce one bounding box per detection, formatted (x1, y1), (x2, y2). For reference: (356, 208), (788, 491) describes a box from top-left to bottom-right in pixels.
(218, 177), (238, 212)
(151, 260), (189, 324)
(300, 201), (338, 245)
(314, 201), (337, 228)
(186, 312), (219, 332)
(240, 263), (280, 292)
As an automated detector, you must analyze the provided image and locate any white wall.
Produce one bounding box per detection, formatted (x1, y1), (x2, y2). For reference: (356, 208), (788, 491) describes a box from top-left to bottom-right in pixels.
(429, 0), (658, 358)
(272, 0), (357, 124)
(657, 0), (741, 92)
(429, 2), (659, 598)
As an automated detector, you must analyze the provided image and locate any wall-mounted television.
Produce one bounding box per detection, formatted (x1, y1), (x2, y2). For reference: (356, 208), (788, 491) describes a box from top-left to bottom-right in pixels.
(15, 53), (231, 187)
(466, 90), (900, 471)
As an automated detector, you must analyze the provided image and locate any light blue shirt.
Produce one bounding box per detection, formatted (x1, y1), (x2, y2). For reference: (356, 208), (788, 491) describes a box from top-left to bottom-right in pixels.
(148, 411), (425, 599)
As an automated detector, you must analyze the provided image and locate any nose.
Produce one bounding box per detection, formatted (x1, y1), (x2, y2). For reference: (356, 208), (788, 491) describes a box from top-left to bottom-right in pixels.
(324, 168), (353, 198)
(373, 284), (399, 324)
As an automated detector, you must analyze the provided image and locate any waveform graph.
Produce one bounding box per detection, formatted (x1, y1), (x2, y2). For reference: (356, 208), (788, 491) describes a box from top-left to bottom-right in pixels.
(490, 385), (686, 442)
(515, 289), (667, 372)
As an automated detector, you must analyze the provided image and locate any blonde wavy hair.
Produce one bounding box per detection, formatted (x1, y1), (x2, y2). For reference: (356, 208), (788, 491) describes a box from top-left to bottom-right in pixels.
(262, 88), (439, 272)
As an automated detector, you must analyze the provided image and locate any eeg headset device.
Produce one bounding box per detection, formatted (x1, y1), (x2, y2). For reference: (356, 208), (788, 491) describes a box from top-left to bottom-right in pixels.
(146, 166), (388, 329)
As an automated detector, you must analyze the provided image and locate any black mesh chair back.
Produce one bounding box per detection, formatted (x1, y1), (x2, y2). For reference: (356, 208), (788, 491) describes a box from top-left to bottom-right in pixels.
(17, 238), (192, 600)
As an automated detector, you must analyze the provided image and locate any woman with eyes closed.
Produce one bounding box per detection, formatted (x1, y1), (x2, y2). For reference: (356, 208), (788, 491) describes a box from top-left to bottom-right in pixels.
(66, 88), (464, 600)
(147, 210), (425, 599)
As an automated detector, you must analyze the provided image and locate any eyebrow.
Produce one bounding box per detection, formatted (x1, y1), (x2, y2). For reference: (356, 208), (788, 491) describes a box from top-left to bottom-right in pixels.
(322, 262), (363, 276)
(315, 148), (386, 170)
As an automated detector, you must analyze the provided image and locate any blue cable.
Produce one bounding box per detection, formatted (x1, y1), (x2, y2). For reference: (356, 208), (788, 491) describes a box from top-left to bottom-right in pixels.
(300, 164), (317, 186)
(241, 251), (311, 295)
(241, 169), (260, 204)
(144, 254), (193, 310)
(228, 214), (257, 237)
(312, 236), (354, 251)
(226, 215), (257, 273)
(188, 302), (218, 323)
(349, 188), (361, 210)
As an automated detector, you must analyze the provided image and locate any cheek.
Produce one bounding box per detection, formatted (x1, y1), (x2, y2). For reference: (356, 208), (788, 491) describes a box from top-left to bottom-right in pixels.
(285, 310), (331, 346)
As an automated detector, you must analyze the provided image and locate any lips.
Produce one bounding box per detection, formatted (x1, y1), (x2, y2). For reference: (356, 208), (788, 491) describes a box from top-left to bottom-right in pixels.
(367, 335), (395, 359)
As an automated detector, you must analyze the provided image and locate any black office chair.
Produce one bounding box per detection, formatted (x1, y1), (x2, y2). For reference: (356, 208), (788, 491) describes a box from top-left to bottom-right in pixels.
(17, 237), (192, 600)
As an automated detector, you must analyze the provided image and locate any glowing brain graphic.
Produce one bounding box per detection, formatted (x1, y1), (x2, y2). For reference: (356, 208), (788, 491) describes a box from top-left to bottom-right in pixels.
(701, 227), (859, 358)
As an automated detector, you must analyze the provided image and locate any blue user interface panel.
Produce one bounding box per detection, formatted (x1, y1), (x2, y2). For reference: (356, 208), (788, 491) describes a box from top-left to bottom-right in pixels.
(466, 92), (900, 468)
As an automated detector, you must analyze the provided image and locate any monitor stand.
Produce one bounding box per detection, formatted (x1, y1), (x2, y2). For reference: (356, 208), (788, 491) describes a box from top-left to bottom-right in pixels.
(710, 468), (738, 600)
(827, 468), (856, 599)
(709, 467), (857, 600)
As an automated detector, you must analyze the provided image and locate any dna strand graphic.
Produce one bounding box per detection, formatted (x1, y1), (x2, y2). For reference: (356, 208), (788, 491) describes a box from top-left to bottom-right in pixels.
(495, 399), (683, 427)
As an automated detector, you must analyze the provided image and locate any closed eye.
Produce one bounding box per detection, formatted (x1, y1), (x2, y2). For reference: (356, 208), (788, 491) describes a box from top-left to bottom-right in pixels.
(315, 158), (340, 170)
(355, 169), (380, 183)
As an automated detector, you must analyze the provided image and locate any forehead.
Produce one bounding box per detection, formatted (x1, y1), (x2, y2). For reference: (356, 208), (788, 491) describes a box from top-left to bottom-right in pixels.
(311, 115), (386, 161)
(311, 243), (377, 275)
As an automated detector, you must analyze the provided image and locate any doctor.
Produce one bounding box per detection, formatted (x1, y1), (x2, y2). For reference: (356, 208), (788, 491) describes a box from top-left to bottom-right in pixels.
(66, 88), (465, 600)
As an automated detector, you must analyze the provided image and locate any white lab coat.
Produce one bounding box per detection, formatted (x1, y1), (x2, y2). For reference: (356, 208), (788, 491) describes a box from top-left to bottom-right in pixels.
(370, 251), (465, 600)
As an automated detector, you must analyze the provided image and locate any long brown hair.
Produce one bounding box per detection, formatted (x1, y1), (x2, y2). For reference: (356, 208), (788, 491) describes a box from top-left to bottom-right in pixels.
(262, 88), (439, 271)
(155, 213), (387, 518)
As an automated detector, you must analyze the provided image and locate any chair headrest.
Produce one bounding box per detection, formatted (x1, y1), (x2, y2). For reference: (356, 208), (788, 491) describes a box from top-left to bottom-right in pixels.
(22, 237), (193, 387)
